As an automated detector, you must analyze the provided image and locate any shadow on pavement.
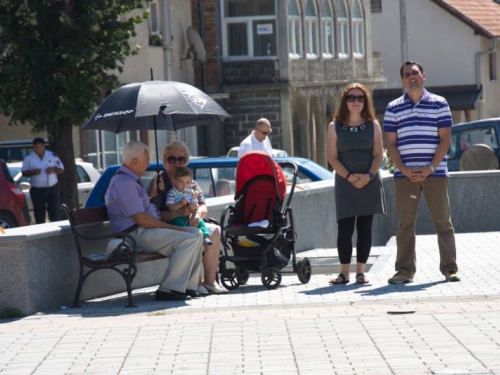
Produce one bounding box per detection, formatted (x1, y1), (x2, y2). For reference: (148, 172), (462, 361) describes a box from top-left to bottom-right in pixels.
(354, 280), (446, 296)
(55, 291), (192, 318)
(301, 282), (371, 295)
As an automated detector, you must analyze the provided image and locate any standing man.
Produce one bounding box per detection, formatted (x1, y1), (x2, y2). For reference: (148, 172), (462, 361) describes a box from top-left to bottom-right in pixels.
(21, 137), (64, 224)
(384, 61), (459, 284)
(238, 118), (273, 157)
(105, 141), (203, 301)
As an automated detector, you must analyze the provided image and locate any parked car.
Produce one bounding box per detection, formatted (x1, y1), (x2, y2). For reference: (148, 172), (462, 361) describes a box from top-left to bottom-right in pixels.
(448, 118), (500, 171)
(8, 159), (101, 221)
(85, 156), (334, 207)
(0, 160), (30, 229)
(226, 146), (289, 158)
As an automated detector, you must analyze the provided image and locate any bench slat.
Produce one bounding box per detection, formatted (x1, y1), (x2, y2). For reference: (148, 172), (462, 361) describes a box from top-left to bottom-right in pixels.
(83, 252), (167, 265)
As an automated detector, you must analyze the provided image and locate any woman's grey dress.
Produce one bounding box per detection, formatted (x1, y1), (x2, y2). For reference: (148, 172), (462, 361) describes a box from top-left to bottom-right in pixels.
(334, 121), (386, 221)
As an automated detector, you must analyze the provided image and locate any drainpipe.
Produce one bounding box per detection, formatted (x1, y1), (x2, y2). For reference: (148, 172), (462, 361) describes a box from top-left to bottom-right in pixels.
(475, 37), (499, 89)
(161, 0), (174, 81)
(199, 0), (207, 93)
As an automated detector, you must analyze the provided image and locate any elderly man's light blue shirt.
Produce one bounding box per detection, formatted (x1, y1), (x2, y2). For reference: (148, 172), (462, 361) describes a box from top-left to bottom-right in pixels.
(105, 166), (160, 233)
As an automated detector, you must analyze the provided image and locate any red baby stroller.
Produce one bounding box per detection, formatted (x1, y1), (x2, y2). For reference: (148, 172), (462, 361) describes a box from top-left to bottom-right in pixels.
(218, 151), (312, 290)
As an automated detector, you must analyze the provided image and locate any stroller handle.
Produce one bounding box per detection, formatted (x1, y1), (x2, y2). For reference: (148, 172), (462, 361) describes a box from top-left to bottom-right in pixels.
(276, 161), (298, 214)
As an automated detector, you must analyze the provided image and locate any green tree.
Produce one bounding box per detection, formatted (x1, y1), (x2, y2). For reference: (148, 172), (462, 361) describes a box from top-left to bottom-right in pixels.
(0, 0), (146, 209)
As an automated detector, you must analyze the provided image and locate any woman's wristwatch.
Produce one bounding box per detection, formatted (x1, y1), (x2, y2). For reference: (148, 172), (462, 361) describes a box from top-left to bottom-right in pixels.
(429, 165), (436, 173)
(367, 171), (374, 180)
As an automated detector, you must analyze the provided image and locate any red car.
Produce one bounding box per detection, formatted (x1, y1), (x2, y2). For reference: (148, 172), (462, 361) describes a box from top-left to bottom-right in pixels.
(0, 160), (30, 229)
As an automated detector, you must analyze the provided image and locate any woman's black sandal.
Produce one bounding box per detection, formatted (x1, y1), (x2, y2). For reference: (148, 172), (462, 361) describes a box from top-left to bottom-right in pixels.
(329, 273), (349, 285)
(355, 273), (369, 284)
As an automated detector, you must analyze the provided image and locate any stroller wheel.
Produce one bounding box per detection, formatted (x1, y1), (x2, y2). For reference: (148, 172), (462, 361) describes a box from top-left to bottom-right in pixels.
(221, 269), (241, 290)
(297, 257), (312, 284)
(261, 268), (282, 290)
(236, 268), (250, 285)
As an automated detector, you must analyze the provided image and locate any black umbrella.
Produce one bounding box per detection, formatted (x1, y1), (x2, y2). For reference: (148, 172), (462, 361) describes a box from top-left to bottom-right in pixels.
(82, 80), (231, 170)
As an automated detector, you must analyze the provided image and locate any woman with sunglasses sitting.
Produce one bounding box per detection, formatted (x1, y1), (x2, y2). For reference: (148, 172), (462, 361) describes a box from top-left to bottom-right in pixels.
(326, 83), (386, 286)
(148, 141), (228, 295)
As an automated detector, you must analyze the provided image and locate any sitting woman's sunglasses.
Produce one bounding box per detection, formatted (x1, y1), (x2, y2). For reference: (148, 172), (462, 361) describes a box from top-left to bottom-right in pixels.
(167, 156), (187, 164)
(346, 95), (366, 103)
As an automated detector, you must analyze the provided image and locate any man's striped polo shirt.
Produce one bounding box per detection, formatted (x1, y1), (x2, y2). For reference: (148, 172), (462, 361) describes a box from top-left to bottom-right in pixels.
(383, 89), (452, 178)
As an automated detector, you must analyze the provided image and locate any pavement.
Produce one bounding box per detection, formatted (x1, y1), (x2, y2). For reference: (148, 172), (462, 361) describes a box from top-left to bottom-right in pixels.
(1, 232), (500, 375)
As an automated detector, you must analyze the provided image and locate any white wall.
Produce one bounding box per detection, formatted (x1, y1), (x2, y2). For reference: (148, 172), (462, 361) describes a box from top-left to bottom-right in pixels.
(117, 1), (198, 157)
(372, 0), (480, 89)
(481, 39), (500, 119)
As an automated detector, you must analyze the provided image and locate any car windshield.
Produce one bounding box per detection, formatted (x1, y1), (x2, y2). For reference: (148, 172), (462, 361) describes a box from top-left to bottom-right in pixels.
(7, 166), (21, 179)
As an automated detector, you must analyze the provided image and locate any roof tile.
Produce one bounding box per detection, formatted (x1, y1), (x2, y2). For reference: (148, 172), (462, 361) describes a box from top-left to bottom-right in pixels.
(439, 0), (500, 37)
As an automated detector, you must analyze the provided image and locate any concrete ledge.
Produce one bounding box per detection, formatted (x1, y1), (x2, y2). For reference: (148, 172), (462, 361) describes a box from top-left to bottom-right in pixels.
(2, 170), (500, 315)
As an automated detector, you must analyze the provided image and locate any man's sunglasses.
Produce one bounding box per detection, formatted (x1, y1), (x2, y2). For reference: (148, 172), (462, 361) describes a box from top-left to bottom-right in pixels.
(403, 70), (421, 79)
(166, 156), (187, 164)
(257, 128), (272, 136)
(346, 95), (365, 103)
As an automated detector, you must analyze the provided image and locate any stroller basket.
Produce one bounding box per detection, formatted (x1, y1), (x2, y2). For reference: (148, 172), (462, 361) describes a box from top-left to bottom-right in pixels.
(229, 235), (292, 271)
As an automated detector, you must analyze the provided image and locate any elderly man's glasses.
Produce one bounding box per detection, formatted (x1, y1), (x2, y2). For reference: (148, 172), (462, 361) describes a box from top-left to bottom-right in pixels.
(346, 95), (365, 103)
(167, 156), (187, 164)
(403, 70), (421, 79)
(257, 128), (272, 136)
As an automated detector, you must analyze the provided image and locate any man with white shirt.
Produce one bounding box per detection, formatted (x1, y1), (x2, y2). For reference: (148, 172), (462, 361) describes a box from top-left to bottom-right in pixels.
(238, 118), (273, 158)
(21, 138), (64, 223)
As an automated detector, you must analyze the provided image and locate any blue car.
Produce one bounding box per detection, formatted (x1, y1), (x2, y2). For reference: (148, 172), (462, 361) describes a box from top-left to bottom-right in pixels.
(448, 118), (500, 171)
(85, 156), (334, 208)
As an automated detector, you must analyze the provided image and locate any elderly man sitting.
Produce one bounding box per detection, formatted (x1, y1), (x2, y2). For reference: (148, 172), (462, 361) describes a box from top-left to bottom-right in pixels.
(105, 141), (203, 301)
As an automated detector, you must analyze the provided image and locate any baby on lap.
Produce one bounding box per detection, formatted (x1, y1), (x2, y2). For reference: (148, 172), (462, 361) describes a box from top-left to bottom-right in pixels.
(166, 166), (213, 246)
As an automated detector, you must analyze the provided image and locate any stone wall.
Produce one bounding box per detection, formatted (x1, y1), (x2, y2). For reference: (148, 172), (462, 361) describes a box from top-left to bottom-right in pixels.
(222, 60), (279, 85)
(223, 90), (282, 151)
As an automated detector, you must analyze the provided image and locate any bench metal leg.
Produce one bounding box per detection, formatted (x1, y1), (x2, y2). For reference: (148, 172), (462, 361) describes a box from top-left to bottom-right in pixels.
(123, 265), (137, 308)
(72, 263), (85, 308)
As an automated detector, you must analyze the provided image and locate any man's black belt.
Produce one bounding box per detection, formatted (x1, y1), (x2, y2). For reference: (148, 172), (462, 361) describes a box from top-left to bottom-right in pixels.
(122, 224), (139, 233)
(31, 183), (59, 190)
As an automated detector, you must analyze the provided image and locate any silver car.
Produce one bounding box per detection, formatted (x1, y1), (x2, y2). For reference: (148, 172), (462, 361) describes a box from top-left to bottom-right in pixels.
(8, 159), (100, 222)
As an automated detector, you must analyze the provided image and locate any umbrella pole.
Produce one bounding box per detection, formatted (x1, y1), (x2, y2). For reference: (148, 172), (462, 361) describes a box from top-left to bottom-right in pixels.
(154, 115), (161, 191)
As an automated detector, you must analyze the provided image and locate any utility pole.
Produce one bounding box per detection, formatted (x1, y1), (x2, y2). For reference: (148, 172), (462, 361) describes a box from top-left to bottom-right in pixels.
(400, 0), (408, 93)
(400, 0), (408, 62)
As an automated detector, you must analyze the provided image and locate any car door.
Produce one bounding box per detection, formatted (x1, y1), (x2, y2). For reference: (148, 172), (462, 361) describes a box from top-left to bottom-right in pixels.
(76, 165), (93, 207)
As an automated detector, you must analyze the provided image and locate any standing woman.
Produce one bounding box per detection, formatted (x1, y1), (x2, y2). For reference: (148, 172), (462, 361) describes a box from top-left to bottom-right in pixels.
(326, 83), (386, 285)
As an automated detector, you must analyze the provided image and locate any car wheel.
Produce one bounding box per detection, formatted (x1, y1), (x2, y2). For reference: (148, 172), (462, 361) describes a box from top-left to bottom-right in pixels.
(0, 213), (17, 229)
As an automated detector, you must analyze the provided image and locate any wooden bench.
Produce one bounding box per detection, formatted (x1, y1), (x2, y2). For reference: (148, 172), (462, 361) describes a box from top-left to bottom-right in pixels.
(61, 204), (166, 308)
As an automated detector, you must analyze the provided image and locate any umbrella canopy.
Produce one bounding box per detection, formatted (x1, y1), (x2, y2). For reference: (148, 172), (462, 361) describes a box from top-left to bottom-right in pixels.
(82, 80), (230, 133)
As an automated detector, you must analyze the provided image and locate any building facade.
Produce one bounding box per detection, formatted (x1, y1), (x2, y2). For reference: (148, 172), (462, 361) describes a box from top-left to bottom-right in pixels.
(371, 0), (500, 125)
(191, 0), (385, 167)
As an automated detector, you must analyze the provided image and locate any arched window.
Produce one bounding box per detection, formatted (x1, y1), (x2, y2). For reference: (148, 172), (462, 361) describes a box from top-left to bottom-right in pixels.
(352, 0), (365, 57)
(288, 0), (302, 57)
(320, 0), (335, 57)
(335, 0), (349, 58)
(305, 0), (319, 58)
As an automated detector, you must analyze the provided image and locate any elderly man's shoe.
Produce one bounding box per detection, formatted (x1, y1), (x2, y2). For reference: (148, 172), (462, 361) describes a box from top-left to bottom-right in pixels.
(186, 289), (201, 298)
(155, 290), (192, 301)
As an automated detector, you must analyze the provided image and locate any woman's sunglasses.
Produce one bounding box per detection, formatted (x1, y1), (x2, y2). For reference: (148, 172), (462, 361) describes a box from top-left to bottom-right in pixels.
(346, 95), (365, 103)
(167, 156), (187, 164)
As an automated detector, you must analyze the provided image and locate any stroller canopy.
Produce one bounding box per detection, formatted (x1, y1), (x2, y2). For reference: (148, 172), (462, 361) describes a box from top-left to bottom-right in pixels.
(235, 151), (287, 200)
